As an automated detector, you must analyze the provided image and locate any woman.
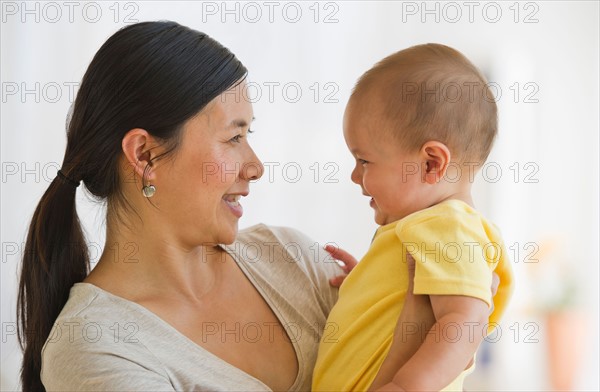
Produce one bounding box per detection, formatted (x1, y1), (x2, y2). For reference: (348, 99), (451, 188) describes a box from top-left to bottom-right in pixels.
(17, 21), (444, 391)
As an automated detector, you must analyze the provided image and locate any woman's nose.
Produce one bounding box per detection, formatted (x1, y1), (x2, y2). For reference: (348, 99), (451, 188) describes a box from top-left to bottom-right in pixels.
(242, 147), (264, 181)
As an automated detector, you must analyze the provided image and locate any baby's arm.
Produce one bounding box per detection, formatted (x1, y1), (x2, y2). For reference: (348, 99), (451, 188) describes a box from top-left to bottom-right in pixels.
(369, 254), (435, 390)
(375, 294), (489, 391)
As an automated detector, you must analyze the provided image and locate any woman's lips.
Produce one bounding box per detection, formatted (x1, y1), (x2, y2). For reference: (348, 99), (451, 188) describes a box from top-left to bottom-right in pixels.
(223, 194), (243, 218)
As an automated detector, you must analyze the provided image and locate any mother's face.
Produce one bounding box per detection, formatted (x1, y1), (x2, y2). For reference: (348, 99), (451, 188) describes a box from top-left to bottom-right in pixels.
(153, 80), (263, 246)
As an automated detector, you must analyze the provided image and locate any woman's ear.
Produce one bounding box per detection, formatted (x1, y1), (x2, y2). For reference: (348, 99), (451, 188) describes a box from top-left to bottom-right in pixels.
(421, 141), (451, 184)
(121, 128), (158, 182)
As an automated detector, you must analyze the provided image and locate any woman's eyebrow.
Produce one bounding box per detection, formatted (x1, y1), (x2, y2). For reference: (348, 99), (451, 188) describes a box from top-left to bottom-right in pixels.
(227, 117), (255, 130)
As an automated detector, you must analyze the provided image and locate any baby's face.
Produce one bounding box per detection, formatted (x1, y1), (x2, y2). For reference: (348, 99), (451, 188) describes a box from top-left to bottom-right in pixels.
(343, 96), (432, 225)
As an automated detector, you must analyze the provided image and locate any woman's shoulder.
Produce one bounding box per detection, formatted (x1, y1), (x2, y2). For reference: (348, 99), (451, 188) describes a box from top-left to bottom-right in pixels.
(234, 223), (339, 277)
(41, 283), (161, 357)
(236, 222), (312, 243)
(230, 223), (340, 312)
(47, 282), (154, 326)
(40, 284), (175, 388)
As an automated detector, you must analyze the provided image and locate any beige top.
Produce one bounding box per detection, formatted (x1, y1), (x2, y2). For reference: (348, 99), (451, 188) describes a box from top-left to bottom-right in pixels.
(40, 224), (340, 391)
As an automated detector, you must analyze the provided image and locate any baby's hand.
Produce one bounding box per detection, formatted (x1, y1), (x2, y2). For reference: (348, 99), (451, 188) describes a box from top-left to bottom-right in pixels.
(325, 244), (359, 287)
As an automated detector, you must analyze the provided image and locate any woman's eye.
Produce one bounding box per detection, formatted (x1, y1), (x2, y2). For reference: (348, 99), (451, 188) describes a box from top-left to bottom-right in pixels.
(229, 130), (253, 144)
(229, 135), (243, 143)
(358, 159), (369, 165)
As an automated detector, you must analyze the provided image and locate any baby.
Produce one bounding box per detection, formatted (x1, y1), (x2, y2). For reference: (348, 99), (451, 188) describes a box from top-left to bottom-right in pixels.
(313, 44), (514, 391)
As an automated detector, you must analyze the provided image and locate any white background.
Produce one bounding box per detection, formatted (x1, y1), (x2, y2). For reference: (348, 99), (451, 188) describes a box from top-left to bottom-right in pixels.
(1, 1), (599, 390)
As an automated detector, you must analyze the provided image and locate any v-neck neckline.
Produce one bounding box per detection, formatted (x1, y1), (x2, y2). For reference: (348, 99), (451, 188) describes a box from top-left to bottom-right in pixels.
(74, 241), (303, 391)
(221, 242), (304, 391)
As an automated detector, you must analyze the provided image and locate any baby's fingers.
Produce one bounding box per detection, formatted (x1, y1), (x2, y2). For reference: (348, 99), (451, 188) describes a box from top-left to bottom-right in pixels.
(329, 275), (347, 288)
(324, 244), (358, 273)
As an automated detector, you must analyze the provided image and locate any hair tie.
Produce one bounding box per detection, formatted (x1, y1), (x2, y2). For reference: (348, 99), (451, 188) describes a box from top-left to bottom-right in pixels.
(56, 170), (80, 188)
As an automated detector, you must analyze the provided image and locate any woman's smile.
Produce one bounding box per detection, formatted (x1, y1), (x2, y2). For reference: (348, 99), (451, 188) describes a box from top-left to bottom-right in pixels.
(223, 193), (243, 218)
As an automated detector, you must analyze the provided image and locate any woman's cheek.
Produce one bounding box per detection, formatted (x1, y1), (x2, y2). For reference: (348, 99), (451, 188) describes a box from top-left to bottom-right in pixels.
(197, 160), (225, 187)
(208, 150), (239, 186)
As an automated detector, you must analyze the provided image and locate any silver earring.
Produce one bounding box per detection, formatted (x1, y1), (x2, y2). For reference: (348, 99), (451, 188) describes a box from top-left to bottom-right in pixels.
(142, 184), (156, 198)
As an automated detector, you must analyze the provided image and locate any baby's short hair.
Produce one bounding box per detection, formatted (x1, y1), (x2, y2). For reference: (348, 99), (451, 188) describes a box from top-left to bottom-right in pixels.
(352, 43), (498, 164)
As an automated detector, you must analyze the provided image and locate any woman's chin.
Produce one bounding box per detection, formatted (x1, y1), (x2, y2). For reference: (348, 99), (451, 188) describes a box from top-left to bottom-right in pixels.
(218, 224), (239, 245)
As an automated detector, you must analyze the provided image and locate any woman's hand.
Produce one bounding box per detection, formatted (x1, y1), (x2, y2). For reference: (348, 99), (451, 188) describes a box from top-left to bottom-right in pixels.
(324, 244), (359, 287)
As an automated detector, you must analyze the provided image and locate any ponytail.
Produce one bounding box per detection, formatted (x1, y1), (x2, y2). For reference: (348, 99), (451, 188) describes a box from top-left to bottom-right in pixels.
(17, 171), (88, 391)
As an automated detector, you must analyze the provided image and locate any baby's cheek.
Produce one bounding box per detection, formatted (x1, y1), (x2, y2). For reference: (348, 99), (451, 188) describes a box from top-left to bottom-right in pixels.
(362, 176), (375, 194)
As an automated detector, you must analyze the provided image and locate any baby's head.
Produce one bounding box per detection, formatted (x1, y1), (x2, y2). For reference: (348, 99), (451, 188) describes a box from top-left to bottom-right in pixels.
(344, 43), (497, 225)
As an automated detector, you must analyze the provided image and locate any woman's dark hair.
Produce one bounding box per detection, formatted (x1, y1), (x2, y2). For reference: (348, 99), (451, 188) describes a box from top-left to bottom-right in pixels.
(17, 20), (247, 391)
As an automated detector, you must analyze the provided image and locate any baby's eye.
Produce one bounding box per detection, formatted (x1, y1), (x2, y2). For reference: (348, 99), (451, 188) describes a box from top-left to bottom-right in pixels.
(358, 159), (369, 166)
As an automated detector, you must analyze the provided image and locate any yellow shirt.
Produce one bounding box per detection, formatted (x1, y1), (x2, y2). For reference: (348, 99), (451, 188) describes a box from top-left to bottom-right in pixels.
(313, 199), (514, 391)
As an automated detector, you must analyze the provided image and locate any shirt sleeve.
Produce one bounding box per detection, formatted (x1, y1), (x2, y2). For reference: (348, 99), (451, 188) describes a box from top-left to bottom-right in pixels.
(396, 212), (500, 308)
(41, 318), (174, 391)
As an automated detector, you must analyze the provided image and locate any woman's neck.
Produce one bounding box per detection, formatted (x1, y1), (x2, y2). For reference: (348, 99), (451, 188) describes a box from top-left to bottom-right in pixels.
(85, 223), (230, 304)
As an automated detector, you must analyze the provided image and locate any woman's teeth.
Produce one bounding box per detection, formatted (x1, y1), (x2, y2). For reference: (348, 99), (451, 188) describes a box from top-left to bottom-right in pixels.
(224, 195), (241, 206)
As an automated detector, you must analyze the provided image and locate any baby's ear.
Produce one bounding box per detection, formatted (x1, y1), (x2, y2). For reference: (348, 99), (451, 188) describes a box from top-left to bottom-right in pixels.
(421, 141), (451, 184)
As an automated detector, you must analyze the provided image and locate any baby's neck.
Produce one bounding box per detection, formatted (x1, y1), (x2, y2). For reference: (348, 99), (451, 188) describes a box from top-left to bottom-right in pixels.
(437, 190), (474, 208)
(429, 180), (475, 209)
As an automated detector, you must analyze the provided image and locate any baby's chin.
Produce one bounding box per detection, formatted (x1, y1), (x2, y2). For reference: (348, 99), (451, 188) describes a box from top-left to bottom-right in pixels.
(374, 210), (416, 226)
(374, 212), (397, 226)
